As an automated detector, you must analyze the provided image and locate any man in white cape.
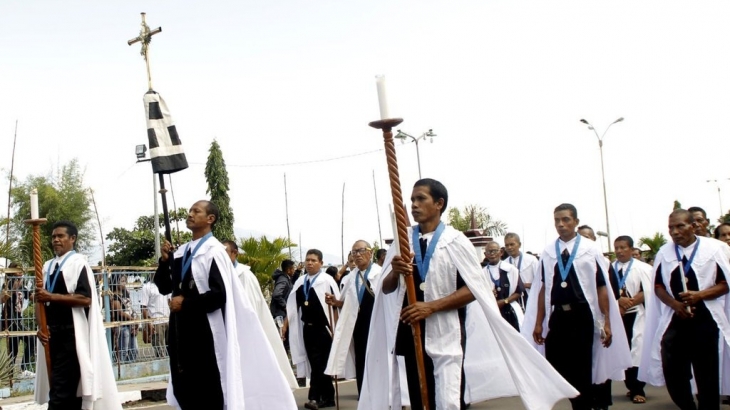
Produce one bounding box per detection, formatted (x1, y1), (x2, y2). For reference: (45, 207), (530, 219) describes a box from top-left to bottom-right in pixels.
(484, 240), (525, 331)
(521, 204), (631, 410)
(284, 249), (340, 409)
(639, 209), (730, 409)
(504, 232), (539, 309)
(605, 235), (652, 404)
(360, 179), (578, 410)
(154, 200), (296, 410)
(222, 239), (298, 390)
(324, 240), (378, 396)
(35, 221), (121, 410)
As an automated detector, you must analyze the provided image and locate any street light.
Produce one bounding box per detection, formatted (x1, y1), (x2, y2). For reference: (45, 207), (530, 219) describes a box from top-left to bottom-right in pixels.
(580, 117), (624, 254)
(707, 179), (730, 217)
(134, 144), (161, 260)
(394, 129), (437, 179)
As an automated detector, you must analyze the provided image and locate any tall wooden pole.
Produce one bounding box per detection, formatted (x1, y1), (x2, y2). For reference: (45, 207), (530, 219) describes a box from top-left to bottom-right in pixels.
(373, 170), (383, 247)
(26, 218), (51, 383)
(369, 117), (430, 409)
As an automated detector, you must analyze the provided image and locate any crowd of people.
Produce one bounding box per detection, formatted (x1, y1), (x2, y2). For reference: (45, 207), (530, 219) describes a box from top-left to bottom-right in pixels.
(24, 181), (730, 410)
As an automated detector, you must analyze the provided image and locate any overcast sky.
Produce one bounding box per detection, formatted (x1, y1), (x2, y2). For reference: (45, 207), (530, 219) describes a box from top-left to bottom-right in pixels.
(2, 1), (730, 264)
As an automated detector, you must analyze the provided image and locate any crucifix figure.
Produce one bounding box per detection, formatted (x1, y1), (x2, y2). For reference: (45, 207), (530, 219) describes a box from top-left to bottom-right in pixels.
(128, 12), (162, 91)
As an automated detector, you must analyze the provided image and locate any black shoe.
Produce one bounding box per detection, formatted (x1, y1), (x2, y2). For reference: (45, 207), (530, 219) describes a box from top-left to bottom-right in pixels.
(304, 400), (319, 410)
(318, 399), (336, 408)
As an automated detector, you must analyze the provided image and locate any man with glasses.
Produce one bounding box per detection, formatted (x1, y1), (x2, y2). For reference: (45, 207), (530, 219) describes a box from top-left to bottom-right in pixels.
(325, 240), (381, 396)
(484, 241), (524, 331)
(504, 233), (539, 309)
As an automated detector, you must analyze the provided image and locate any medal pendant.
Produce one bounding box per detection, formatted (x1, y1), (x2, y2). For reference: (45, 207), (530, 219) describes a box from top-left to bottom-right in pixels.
(496, 287), (502, 292)
(685, 277), (689, 284)
(304, 301), (309, 306)
(560, 281), (568, 288)
(419, 283), (426, 291)
(179, 283), (182, 289)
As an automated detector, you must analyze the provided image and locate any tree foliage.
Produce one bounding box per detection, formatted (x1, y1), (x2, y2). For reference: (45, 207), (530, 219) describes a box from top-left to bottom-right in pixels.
(10, 159), (93, 265)
(447, 204), (508, 237)
(673, 200), (682, 210)
(106, 208), (192, 266)
(205, 140), (235, 241)
(237, 236), (295, 294)
(638, 232), (667, 262)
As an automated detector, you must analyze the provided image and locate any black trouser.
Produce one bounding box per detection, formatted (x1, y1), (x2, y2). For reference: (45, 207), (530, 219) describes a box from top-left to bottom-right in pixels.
(661, 313), (719, 410)
(400, 322), (467, 410)
(546, 303), (594, 410)
(353, 323), (368, 396)
(48, 325), (82, 410)
(303, 324), (334, 402)
(500, 304), (520, 332)
(622, 311), (645, 398)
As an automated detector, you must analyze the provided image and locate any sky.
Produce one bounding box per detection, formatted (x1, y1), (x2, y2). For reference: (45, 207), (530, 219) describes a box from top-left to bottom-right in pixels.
(2, 1), (730, 265)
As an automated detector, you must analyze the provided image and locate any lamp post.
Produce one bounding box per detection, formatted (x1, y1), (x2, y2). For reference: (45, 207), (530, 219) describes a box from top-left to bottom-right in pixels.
(706, 179), (729, 218)
(394, 129), (437, 179)
(580, 117), (624, 254)
(135, 144), (160, 260)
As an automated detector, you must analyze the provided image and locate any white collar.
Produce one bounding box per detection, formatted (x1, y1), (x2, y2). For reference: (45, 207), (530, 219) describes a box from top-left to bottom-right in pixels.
(558, 234), (578, 253)
(677, 237), (699, 257)
(419, 231), (435, 241)
(54, 250), (75, 262)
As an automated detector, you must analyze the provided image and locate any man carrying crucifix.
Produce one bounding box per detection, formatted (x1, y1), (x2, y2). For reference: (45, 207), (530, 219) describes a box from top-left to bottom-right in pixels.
(154, 200), (296, 409)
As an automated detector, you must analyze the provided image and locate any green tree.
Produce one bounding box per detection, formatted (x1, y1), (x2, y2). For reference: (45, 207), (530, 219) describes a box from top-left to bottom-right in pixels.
(237, 236), (295, 294)
(10, 159), (93, 264)
(673, 200), (682, 210)
(447, 204), (508, 236)
(205, 140), (234, 241)
(105, 208), (192, 266)
(638, 232), (668, 262)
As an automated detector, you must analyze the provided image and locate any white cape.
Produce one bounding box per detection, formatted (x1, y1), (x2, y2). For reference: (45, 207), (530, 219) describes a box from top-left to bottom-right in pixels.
(324, 264), (382, 378)
(236, 262), (298, 389)
(508, 252), (539, 295)
(614, 258), (653, 366)
(638, 238), (730, 393)
(484, 261), (524, 328)
(286, 269), (340, 378)
(359, 225), (578, 410)
(521, 236), (631, 384)
(35, 253), (122, 410)
(167, 238), (296, 410)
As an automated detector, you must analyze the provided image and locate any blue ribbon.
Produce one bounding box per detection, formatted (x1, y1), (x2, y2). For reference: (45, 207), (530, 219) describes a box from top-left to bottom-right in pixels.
(45, 251), (76, 292)
(674, 238), (700, 277)
(555, 235), (581, 283)
(613, 258), (634, 291)
(356, 263), (373, 304)
(181, 232), (213, 282)
(487, 263), (501, 289)
(412, 222), (446, 283)
(303, 271), (321, 304)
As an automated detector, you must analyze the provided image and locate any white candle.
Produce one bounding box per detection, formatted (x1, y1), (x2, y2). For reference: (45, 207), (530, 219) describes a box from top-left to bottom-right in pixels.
(30, 188), (39, 219)
(375, 75), (390, 120)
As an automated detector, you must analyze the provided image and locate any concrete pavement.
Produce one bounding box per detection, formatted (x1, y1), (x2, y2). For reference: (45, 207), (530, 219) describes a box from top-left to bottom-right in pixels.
(118, 379), (684, 409)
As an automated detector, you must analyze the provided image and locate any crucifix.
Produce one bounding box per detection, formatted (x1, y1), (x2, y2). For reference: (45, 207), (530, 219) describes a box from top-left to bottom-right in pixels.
(127, 12), (162, 91)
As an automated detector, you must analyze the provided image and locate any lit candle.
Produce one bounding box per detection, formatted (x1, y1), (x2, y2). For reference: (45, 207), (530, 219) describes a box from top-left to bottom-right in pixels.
(30, 188), (39, 219)
(375, 74), (390, 120)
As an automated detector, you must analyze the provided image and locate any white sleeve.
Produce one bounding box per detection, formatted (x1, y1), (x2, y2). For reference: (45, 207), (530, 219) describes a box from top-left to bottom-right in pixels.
(140, 284), (150, 306)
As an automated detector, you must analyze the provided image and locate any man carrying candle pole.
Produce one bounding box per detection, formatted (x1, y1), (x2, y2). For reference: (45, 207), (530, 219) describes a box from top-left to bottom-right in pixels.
(324, 240), (380, 397)
(360, 179), (579, 410)
(640, 209), (730, 410)
(522, 204), (631, 410)
(154, 200), (296, 409)
(284, 249), (341, 410)
(34, 221), (122, 410)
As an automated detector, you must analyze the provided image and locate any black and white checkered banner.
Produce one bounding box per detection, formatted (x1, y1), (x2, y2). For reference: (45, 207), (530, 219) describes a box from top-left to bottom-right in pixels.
(144, 91), (188, 174)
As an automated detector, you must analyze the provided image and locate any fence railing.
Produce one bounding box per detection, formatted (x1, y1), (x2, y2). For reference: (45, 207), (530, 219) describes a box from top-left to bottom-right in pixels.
(0, 266), (169, 384)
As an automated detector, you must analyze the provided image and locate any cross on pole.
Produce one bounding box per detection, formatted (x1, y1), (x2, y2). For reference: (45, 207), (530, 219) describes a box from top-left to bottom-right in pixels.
(127, 12), (162, 91)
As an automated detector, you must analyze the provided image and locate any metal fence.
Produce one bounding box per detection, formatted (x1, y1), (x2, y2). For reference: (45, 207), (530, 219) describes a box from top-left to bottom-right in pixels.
(0, 266), (169, 384)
